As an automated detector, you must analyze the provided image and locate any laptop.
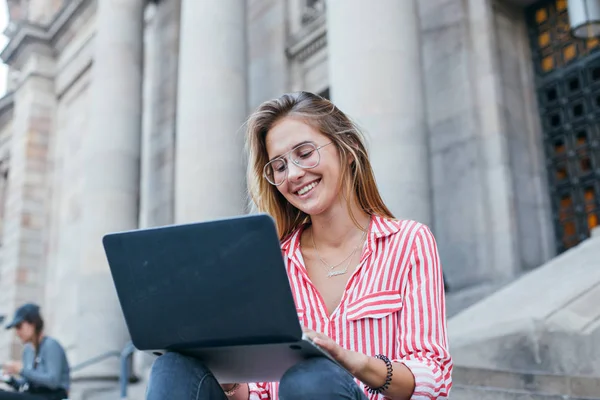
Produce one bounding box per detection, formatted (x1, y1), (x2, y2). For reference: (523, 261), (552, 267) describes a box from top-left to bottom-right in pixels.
(102, 213), (338, 383)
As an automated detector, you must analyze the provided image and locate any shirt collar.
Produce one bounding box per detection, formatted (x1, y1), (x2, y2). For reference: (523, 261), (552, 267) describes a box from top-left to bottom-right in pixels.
(370, 214), (402, 238)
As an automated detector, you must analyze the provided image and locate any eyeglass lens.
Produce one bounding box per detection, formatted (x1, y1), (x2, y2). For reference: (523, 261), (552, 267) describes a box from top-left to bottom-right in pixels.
(264, 143), (321, 185)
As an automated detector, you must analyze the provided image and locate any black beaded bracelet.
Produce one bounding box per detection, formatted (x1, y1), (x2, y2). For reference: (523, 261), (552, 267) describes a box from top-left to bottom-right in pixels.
(366, 354), (393, 394)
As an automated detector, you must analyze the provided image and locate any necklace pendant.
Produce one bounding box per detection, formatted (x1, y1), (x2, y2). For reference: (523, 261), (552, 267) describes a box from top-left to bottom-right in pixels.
(328, 269), (347, 277)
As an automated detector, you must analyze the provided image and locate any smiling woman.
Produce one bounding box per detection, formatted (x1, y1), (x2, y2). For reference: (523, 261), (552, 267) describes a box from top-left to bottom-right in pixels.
(146, 91), (453, 400)
(246, 93), (395, 242)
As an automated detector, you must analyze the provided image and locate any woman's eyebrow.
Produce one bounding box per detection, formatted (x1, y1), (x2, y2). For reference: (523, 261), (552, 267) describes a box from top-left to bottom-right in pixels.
(268, 140), (313, 161)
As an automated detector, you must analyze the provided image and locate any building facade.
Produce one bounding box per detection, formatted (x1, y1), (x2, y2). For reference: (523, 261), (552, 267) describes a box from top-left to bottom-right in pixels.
(0, 0), (597, 385)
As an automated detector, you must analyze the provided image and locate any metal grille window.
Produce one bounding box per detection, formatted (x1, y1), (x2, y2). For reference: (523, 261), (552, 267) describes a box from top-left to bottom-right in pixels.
(530, 0), (599, 75)
(527, 0), (600, 252)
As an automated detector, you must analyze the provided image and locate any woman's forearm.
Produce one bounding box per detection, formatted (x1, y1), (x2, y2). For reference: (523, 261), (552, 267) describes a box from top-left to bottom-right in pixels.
(354, 356), (415, 400)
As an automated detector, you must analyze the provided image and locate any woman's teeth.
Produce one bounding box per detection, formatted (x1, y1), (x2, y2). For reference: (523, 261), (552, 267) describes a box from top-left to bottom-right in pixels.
(297, 181), (318, 195)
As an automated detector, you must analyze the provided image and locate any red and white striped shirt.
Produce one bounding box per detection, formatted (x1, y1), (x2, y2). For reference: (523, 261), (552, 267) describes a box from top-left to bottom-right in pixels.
(249, 215), (453, 399)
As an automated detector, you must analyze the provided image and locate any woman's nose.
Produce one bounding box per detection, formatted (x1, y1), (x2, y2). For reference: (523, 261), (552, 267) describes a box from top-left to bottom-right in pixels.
(287, 162), (305, 182)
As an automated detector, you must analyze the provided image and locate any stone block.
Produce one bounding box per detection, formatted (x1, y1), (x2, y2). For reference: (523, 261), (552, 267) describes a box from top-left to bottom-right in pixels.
(446, 280), (509, 317)
(449, 233), (600, 376)
(453, 364), (600, 399)
(431, 137), (490, 288)
(450, 385), (592, 400)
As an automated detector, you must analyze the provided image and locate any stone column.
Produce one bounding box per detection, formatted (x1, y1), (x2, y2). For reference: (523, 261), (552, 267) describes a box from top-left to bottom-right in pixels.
(0, 159), (8, 248)
(77, 0), (144, 377)
(175, 0), (248, 222)
(326, 0), (431, 226)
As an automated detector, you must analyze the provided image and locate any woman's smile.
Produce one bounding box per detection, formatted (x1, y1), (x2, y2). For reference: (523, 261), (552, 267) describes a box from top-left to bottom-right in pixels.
(294, 179), (321, 198)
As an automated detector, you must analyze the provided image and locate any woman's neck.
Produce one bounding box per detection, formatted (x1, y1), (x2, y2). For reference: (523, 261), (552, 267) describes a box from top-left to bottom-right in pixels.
(309, 197), (371, 248)
(32, 333), (44, 349)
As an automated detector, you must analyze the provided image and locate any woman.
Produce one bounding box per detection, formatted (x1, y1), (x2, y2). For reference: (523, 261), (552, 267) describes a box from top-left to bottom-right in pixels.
(147, 91), (452, 399)
(0, 303), (70, 400)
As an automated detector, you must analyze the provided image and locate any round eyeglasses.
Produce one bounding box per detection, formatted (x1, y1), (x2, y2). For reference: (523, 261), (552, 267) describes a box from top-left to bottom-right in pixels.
(263, 142), (333, 186)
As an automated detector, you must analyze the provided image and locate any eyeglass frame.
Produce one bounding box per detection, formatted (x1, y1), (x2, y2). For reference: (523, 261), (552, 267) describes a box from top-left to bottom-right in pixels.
(263, 141), (333, 186)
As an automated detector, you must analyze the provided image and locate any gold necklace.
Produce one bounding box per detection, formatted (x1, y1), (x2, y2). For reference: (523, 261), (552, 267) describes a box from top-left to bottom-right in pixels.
(311, 228), (367, 278)
(326, 246), (360, 277)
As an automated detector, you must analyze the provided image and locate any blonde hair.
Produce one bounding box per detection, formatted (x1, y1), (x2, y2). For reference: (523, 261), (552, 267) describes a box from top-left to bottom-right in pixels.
(245, 91), (394, 240)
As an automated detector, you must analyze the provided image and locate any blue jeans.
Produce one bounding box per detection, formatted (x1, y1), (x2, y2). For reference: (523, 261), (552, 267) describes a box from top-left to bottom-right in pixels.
(146, 352), (368, 399)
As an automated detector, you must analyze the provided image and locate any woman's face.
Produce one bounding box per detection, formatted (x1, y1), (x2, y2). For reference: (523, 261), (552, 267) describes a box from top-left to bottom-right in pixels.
(265, 117), (344, 217)
(15, 321), (35, 343)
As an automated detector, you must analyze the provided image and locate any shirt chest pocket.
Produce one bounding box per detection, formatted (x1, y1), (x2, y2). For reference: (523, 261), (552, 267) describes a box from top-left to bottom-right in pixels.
(346, 290), (404, 321)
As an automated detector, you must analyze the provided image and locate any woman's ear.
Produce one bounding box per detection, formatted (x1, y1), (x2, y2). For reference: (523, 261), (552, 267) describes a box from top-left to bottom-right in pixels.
(345, 136), (360, 164)
(347, 146), (359, 165)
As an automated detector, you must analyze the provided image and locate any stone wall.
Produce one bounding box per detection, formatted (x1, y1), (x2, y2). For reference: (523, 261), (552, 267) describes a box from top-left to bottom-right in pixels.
(0, 105), (13, 361)
(286, 0), (328, 98)
(247, 0), (289, 110)
(27, 0), (65, 24)
(492, 0), (556, 270)
(45, 71), (90, 358)
(0, 54), (56, 360)
(0, 110), (12, 249)
(44, 0), (96, 365)
(418, 0), (553, 290)
(5, 0), (63, 26)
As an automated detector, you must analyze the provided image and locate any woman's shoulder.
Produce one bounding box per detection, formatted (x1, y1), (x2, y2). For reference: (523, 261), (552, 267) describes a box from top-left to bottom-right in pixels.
(42, 336), (67, 353)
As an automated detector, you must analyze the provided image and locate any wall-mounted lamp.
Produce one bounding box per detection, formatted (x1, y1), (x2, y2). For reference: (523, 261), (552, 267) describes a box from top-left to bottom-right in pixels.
(569, 0), (600, 38)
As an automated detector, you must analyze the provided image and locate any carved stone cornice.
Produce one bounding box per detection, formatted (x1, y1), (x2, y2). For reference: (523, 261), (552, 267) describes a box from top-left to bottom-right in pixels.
(286, 12), (327, 62)
(0, 0), (93, 66)
(0, 22), (50, 65)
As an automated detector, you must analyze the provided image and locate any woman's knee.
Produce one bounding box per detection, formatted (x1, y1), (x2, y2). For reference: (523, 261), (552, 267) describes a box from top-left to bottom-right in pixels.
(151, 352), (203, 372)
(279, 357), (362, 399)
(147, 352), (214, 399)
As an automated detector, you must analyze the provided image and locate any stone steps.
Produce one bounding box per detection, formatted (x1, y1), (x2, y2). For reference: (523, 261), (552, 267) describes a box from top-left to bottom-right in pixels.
(451, 384), (598, 400)
(68, 380), (119, 400)
(71, 379), (147, 400)
(452, 366), (600, 400)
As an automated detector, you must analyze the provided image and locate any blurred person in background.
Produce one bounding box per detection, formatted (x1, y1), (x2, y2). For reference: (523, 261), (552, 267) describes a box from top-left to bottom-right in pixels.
(0, 303), (70, 400)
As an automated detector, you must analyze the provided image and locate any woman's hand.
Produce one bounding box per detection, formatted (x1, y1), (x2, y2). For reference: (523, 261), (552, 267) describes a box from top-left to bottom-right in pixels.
(1, 361), (22, 376)
(302, 327), (369, 375)
(220, 383), (249, 400)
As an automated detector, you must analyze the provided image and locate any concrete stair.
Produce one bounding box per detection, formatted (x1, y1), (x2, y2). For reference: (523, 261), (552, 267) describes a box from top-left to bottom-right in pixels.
(452, 365), (600, 400)
(448, 232), (600, 377)
(445, 280), (512, 318)
(68, 377), (149, 400)
(452, 385), (594, 400)
(68, 380), (120, 400)
(74, 382), (147, 400)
